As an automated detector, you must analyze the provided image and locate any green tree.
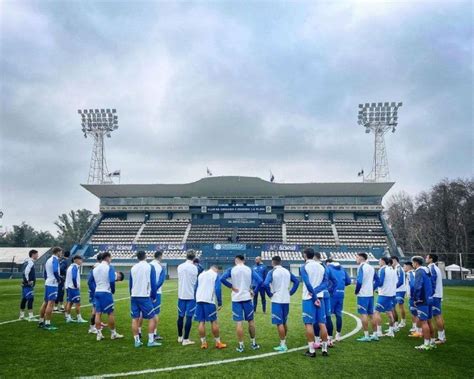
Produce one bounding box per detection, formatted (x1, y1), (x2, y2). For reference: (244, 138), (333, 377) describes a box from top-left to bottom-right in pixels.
(55, 209), (95, 250)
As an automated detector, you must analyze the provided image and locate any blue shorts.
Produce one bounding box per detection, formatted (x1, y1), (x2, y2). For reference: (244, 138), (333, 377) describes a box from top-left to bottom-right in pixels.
(94, 292), (114, 314)
(89, 292), (95, 305)
(431, 297), (442, 316)
(232, 300), (254, 322)
(302, 299), (326, 324)
(195, 302), (218, 322)
(376, 295), (394, 313)
(409, 298), (417, 316)
(271, 303), (289, 325)
(396, 291), (406, 305)
(357, 296), (374, 315)
(153, 294), (162, 315)
(131, 297), (155, 319)
(331, 296), (344, 316)
(44, 285), (58, 302)
(416, 304), (432, 321)
(22, 286), (34, 300)
(177, 299), (196, 317)
(67, 288), (81, 304)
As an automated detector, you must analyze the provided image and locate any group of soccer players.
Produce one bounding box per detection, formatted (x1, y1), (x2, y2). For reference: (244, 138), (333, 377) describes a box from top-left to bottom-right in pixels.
(19, 246), (446, 354)
(355, 252), (447, 350)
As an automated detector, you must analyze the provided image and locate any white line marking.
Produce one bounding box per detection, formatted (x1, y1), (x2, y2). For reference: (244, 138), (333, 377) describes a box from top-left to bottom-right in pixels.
(79, 311), (362, 378)
(0, 289), (176, 326)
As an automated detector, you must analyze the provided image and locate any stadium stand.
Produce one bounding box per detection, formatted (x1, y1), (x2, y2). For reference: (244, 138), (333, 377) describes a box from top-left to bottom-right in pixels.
(136, 219), (189, 243)
(334, 218), (387, 248)
(285, 219), (335, 246)
(90, 218), (143, 244)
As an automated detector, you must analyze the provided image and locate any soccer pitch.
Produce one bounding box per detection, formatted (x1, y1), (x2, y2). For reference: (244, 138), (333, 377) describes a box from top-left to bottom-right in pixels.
(1, 280), (473, 378)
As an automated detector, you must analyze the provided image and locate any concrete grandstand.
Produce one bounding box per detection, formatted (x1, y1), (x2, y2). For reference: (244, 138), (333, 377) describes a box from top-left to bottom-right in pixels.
(70, 176), (398, 278)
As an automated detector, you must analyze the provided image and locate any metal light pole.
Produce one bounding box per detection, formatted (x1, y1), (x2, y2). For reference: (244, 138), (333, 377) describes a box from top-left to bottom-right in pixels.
(78, 109), (118, 184)
(357, 102), (402, 182)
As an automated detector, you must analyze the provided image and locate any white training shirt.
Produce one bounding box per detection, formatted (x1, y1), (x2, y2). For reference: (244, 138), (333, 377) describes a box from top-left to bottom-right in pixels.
(378, 266), (397, 296)
(65, 263), (80, 290)
(196, 269), (219, 304)
(229, 264), (253, 302)
(268, 265), (292, 304)
(394, 264), (406, 292)
(357, 262), (375, 297)
(177, 260), (198, 300)
(93, 261), (113, 293)
(429, 263), (443, 299)
(130, 260), (153, 297)
(301, 260), (325, 300)
(150, 260), (164, 294)
(44, 255), (59, 287)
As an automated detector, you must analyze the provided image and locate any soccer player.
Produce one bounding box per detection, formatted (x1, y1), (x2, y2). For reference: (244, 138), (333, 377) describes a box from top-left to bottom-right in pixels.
(177, 250), (199, 346)
(93, 251), (124, 341)
(300, 248), (329, 357)
(412, 256), (435, 350)
(195, 265), (227, 350)
(326, 258), (352, 341)
(19, 249), (39, 321)
(355, 252), (378, 342)
(130, 251), (160, 348)
(55, 250), (70, 312)
(373, 257), (397, 338)
(392, 256), (407, 330)
(252, 256), (268, 313)
(149, 250), (166, 341)
(263, 255), (299, 352)
(404, 261), (421, 336)
(426, 254), (446, 344)
(312, 253), (333, 348)
(64, 255), (87, 323)
(87, 253), (102, 334)
(221, 254), (263, 353)
(38, 247), (62, 330)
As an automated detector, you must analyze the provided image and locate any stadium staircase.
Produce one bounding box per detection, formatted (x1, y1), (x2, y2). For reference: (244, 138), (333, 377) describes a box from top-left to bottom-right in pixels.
(133, 223), (146, 243)
(331, 223), (340, 245)
(182, 223), (192, 243)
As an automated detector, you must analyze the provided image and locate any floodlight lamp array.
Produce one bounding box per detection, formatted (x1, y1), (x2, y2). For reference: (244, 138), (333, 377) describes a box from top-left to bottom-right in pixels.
(78, 109), (118, 138)
(357, 102), (402, 131)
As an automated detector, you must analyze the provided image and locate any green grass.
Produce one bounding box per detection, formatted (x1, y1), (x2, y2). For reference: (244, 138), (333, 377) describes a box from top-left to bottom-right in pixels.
(0, 279), (473, 378)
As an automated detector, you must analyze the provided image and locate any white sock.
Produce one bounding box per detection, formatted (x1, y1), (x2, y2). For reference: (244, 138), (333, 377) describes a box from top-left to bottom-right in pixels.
(439, 330), (445, 340)
(280, 339), (286, 346)
(239, 341), (244, 348)
(417, 327), (422, 333)
(401, 319), (405, 323)
(377, 325), (382, 334)
(321, 341), (328, 352)
(28, 312), (34, 318)
(430, 338), (435, 344)
(154, 328), (157, 335)
(39, 318), (44, 323)
(148, 333), (154, 343)
(251, 338), (256, 345)
(308, 342), (315, 353)
(364, 331), (369, 338)
(394, 322), (399, 328)
(20, 311), (25, 317)
(412, 323), (416, 329)
(111, 329), (117, 335)
(389, 326), (393, 333)
(201, 337), (206, 343)
(138, 327), (142, 334)
(328, 336), (332, 342)
(315, 336), (321, 343)
(45, 320), (50, 325)
(215, 337), (221, 343)
(134, 334), (140, 343)
(424, 339), (430, 346)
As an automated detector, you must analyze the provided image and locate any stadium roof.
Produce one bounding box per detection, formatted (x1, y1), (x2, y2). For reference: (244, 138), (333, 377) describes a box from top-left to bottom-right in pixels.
(82, 176), (394, 198)
(0, 248), (50, 264)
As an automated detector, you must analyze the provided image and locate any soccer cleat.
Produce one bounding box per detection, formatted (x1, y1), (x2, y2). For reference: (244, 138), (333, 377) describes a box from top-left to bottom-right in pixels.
(435, 338), (446, 345)
(370, 334), (379, 341)
(177, 336), (184, 343)
(409, 332), (423, 338)
(88, 327), (98, 334)
(215, 341), (227, 349)
(430, 343), (437, 349)
(38, 322), (45, 328)
(154, 334), (163, 341)
(409, 327), (417, 333)
(393, 327), (400, 333)
(27, 316), (39, 322)
(201, 341), (208, 349)
(399, 321), (406, 328)
(273, 345), (288, 352)
(97, 333), (105, 341)
(335, 333), (342, 342)
(66, 318), (75, 323)
(356, 336), (372, 342)
(111, 332), (124, 340)
(182, 339), (195, 346)
(147, 341), (162, 347)
(251, 343), (260, 350)
(44, 324), (58, 331)
(322, 351), (329, 357)
(76, 318), (88, 324)
(384, 332), (395, 338)
(303, 350), (316, 358)
(236, 346), (245, 353)
(415, 344), (432, 351)
(19, 314), (25, 320)
(135, 340), (143, 348)
(328, 340), (334, 348)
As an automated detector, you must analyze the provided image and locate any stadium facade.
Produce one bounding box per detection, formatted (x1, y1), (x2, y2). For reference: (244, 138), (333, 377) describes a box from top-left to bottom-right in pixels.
(73, 176), (397, 278)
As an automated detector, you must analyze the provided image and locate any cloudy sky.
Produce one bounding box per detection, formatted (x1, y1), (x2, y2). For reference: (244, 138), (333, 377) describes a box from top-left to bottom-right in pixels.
(0, 0), (472, 233)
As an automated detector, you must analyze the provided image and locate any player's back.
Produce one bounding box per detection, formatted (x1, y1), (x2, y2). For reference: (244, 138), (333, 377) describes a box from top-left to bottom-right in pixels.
(328, 263), (348, 295)
(357, 262), (374, 297)
(379, 266), (397, 296)
(177, 260), (197, 300)
(395, 264), (406, 291)
(196, 269), (218, 303)
(429, 263), (443, 298)
(270, 266), (291, 304)
(93, 262), (112, 293)
(231, 264), (252, 302)
(150, 260), (164, 294)
(301, 260), (325, 300)
(65, 263), (79, 289)
(130, 261), (153, 297)
(45, 255), (59, 286)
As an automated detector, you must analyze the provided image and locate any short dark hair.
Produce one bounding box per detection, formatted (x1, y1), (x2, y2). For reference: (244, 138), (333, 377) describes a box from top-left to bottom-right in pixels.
(428, 253), (438, 263)
(102, 252), (111, 260)
(63, 251), (71, 258)
(303, 248), (315, 260)
(272, 256), (282, 264)
(388, 257), (393, 266)
(314, 252), (321, 260)
(186, 250), (196, 261)
(96, 253), (103, 262)
(357, 252), (368, 261)
(391, 256), (399, 262)
(154, 250), (163, 259)
(52, 247), (62, 255)
(29, 249), (38, 258)
(136, 251), (146, 261)
(381, 256), (390, 265)
(235, 254), (245, 261)
(116, 271), (124, 281)
(412, 256), (423, 266)
(326, 258), (333, 263)
(73, 255), (82, 261)
(404, 261), (413, 267)
(193, 258), (200, 264)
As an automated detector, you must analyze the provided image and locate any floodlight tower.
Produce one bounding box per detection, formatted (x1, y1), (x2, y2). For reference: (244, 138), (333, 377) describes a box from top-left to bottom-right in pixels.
(78, 108), (118, 184)
(357, 102), (402, 182)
